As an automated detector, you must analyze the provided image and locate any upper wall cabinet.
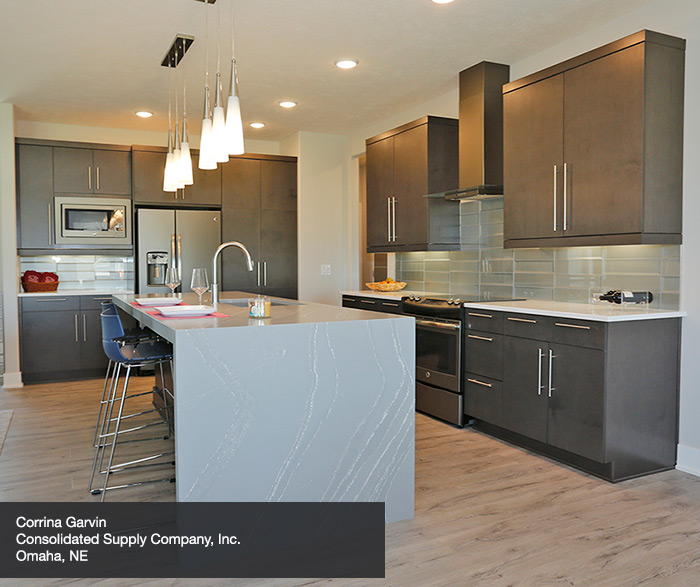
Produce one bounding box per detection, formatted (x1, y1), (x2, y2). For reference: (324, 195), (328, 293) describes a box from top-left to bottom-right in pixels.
(54, 145), (131, 195)
(503, 30), (685, 248)
(132, 146), (222, 207)
(365, 116), (460, 253)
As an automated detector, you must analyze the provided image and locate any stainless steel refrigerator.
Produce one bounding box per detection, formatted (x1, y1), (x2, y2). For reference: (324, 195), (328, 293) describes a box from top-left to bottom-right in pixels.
(136, 209), (221, 294)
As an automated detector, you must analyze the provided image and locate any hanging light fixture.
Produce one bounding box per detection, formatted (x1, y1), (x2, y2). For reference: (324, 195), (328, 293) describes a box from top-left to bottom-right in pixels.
(160, 35), (195, 188)
(179, 64), (194, 186)
(224, 0), (244, 155)
(198, 1), (217, 170)
(209, 0), (229, 163)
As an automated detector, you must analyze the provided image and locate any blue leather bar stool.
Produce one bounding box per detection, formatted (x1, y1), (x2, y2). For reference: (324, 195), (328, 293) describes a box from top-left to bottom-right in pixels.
(89, 308), (175, 501)
(91, 302), (160, 450)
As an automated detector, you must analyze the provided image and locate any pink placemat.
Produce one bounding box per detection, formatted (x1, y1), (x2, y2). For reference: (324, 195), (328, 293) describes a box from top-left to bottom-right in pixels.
(131, 301), (184, 308)
(144, 309), (229, 320)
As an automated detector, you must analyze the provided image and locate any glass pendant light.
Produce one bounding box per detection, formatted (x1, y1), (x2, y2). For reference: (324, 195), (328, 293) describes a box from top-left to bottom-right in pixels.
(198, 0), (217, 170)
(210, 0), (229, 163)
(163, 60), (178, 192)
(178, 43), (194, 185)
(172, 47), (185, 189)
(225, 0), (244, 155)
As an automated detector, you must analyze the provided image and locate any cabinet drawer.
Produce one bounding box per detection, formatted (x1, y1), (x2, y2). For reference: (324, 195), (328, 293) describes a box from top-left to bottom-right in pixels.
(464, 330), (503, 380)
(80, 295), (115, 311)
(341, 295), (393, 313)
(503, 313), (549, 340)
(21, 296), (79, 312)
(546, 317), (606, 349)
(464, 373), (502, 426)
(378, 300), (403, 314)
(464, 309), (503, 334)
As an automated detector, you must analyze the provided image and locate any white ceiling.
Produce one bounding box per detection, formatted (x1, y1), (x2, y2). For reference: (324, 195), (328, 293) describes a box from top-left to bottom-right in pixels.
(0, 0), (654, 142)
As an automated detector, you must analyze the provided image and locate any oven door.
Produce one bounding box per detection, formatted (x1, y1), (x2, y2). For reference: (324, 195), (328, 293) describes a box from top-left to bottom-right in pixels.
(54, 196), (132, 247)
(415, 317), (461, 393)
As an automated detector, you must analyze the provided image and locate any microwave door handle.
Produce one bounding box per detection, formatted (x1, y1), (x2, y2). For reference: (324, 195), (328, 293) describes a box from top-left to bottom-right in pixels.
(48, 203), (53, 244)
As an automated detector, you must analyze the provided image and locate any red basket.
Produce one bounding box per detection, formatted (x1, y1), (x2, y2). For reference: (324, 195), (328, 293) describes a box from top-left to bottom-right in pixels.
(21, 281), (60, 293)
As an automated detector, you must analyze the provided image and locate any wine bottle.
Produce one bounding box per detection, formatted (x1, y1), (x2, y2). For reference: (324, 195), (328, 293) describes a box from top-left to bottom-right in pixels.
(599, 290), (654, 304)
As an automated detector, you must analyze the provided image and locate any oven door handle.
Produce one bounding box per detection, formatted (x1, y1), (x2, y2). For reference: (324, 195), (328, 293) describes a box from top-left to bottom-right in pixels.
(415, 319), (460, 331)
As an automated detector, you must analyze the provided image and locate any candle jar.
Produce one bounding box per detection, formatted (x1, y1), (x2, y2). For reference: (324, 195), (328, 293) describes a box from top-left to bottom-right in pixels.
(248, 295), (271, 318)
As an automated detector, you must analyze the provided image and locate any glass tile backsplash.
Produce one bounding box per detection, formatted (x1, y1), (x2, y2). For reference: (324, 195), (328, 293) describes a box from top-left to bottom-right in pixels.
(20, 255), (134, 291)
(396, 199), (680, 309)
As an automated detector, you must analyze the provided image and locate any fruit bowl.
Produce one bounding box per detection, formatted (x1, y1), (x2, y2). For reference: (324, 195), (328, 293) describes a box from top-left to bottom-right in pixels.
(22, 281), (60, 293)
(365, 281), (407, 292)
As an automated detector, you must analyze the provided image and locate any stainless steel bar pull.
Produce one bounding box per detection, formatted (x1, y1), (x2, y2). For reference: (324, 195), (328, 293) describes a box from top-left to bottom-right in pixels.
(468, 378), (492, 388)
(387, 198), (391, 242)
(537, 348), (544, 395)
(553, 164), (558, 231)
(391, 197), (397, 242)
(96, 166), (100, 191)
(263, 261), (267, 286)
(467, 334), (493, 342)
(48, 203), (53, 244)
(88, 166), (92, 190)
(257, 261), (261, 287)
(83, 314), (88, 342)
(554, 322), (591, 330)
(74, 314), (79, 343)
(563, 163), (568, 231)
(468, 312), (493, 318)
(548, 349), (554, 397)
(507, 317), (537, 324)
(177, 234), (182, 279)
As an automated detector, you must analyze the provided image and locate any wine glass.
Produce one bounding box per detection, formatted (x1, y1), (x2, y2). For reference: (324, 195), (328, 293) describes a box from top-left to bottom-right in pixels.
(191, 268), (209, 305)
(165, 267), (180, 297)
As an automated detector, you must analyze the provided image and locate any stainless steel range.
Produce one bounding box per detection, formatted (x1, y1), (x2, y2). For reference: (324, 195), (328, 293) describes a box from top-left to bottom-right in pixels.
(402, 294), (521, 427)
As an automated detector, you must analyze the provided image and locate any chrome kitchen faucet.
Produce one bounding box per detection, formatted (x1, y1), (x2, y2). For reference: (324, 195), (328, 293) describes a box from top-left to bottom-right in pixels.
(211, 241), (255, 305)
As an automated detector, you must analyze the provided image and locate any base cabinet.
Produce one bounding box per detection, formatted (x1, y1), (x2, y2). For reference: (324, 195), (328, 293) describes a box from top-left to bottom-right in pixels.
(465, 308), (681, 481)
(20, 295), (112, 383)
(341, 295), (403, 314)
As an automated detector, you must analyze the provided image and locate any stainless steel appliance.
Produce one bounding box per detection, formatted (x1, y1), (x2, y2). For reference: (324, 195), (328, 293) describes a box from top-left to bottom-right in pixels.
(402, 294), (521, 426)
(53, 196), (132, 247)
(136, 209), (221, 294)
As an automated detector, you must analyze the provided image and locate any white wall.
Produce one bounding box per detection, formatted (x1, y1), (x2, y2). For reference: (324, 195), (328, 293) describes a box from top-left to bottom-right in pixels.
(0, 104), (21, 388)
(296, 132), (349, 305)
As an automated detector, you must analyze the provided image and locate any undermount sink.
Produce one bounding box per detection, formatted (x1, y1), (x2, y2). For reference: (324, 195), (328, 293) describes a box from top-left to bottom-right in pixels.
(219, 298), (303, 308)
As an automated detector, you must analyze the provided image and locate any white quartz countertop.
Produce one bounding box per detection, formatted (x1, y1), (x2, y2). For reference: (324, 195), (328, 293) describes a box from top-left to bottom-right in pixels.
(18, 289), (134, 297)
(341, 289), (445, 301)
(114, 292), (411, 340)
(462, 299), (685, 322)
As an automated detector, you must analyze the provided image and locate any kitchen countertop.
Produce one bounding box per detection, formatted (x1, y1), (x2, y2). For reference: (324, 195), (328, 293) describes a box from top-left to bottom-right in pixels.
(341, 289), (446, 301)
(18, 289), (134, 297)
(112, 291), (415, 523)
(462, 299), (686, 322)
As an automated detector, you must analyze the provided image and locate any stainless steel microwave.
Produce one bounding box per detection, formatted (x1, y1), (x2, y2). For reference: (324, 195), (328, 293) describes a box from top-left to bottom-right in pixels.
(53, 196), (132, 247)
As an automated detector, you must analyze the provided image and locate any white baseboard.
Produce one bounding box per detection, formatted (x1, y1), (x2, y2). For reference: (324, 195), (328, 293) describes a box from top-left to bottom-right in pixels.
(676, 444), (700, 478)
(0, 371), (23, 390)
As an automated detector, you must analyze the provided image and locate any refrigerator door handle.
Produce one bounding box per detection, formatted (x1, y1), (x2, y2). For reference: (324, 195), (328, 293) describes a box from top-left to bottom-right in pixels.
(257, 261), (261, 287)
(177, 233), (183, 282)
(171, 233), (177, 269)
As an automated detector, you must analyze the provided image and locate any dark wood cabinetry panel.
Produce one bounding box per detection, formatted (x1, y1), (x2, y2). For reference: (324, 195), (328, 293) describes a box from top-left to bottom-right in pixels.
(80, 309), (110, 370)
(503, 30), (685, 248)
(53, 147), (93, 194)
(261, 160), (297, 211)
(92, 149), (132, 195)
(365, 116), (459, 252)
(501, 335), (549, 443)
(16, 144), (54, 250)
(183, 154), (221, 206)
(261, 209), (297, 297)
(21, 310), (82, 377)
(221, 209), (260, 293)
(503, 75), (564, 241)
(222, 157), (261, 210)
(132, 150), (173, 205)
(563, 45), (644, 237)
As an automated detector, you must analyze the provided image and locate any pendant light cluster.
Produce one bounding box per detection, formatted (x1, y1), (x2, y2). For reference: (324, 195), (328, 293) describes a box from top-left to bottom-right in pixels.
(162, 35), (195, 192)
(198, 0), (244, 170)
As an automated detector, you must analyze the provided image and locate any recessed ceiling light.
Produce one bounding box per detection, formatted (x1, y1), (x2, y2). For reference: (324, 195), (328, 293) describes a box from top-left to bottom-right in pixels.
(335, 58), (359, 70)
(432, 0), (455, 4)
(249, 122), (265, 129)
(278, 100), (297, 109)
(135, 111), (153, 118)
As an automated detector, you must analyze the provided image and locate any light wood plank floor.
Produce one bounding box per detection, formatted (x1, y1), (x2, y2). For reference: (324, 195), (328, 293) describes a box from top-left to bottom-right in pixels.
(2, 378), (700, 586)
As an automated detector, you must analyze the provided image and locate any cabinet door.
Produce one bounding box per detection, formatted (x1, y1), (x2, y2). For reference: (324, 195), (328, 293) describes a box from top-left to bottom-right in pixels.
(93, 150), (131, 195)
(366, 137), (393, 249)
(17, 144), (54, 250)
(21, 310), (82, 375)
(261, 160), (296, 211)
(222, 158), (260, 210)
(563, 44), (644, 237)
(503, 75), (564, 241)
(547, 343), (605, 462)
(53, 147), (94, 193)
(181, 154), (222, 206)
(132, 151), (176, 205)
(393, 124), (428, 246)
(261, 209), (297, 298)
(501, 336), (548, 442)
(221, 209), (261, 293)
(80, 310), (109, 370)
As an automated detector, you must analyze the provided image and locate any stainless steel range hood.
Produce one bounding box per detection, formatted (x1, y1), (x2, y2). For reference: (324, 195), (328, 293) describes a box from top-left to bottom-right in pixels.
(444, 61), (510, 201)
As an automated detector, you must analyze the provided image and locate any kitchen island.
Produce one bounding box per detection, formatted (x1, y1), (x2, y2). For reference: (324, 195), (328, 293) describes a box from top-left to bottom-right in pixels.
(112, 292), (415, 523)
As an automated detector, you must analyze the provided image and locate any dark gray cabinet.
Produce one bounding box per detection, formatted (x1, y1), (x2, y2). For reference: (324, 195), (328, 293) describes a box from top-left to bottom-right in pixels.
(503, 30), (685, 248)
(341, 295), (403, 314)
(16, 144), (54, 250)
(365, 116), (460, 253)
(221, 155), (297, 299)
(20, 295), (111, 383)
(465, 306), (681, 481)
(132, 146), (221, 207)
(54, 146), (131, 195)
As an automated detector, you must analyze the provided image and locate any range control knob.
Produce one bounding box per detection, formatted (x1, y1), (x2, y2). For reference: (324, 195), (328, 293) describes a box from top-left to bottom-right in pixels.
(453, 298), (461, 304)
(447, 299), (454, 305)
